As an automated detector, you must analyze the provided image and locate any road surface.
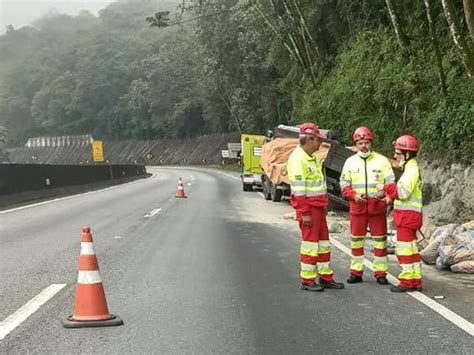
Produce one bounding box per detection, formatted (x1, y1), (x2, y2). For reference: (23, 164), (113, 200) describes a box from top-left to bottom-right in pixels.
(1, 167), (473, 353)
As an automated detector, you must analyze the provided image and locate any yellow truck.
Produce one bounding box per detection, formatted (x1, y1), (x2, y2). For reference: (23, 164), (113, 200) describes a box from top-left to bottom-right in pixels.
(240, 134), (265, 191)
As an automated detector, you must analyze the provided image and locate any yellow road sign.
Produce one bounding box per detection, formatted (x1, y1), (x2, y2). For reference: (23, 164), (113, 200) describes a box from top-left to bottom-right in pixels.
(92, 141), (104, 162)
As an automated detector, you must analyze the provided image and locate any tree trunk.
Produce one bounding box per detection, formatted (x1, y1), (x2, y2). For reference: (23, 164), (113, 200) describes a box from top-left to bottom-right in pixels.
(464, 0), (474, 39)
(442, 0), (474, 78)
(423, 0), (448, 97)
(252, 2), (299, 64)
(281, 0), (318, 87)
(262, 0), (319, 88)
(385, 0), (409, 50)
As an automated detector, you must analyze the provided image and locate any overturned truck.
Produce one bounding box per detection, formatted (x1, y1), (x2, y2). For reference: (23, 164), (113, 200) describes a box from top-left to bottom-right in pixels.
(260, 125), (355, 207)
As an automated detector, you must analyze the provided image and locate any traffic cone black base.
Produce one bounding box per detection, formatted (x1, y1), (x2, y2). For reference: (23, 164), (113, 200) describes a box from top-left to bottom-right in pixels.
(62, 315), (123, 328)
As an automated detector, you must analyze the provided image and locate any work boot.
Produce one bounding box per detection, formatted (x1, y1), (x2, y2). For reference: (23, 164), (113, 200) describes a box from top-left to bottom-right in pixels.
(347, 275), (363, 284)
(301, 283), (325, 292)
(320, 279), (345, 289)
(390, 285), (422, 293)
(376, 277), (388, 285)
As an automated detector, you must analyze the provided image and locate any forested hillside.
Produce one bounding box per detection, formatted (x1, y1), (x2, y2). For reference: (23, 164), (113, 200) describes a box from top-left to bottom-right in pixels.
(0, 0), (472, 158)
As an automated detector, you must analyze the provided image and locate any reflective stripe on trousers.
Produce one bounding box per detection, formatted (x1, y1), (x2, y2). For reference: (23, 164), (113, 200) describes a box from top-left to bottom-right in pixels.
(349, 213), (388, 277)
(298, 207), (334, 284)
(396, 227), (422, 288)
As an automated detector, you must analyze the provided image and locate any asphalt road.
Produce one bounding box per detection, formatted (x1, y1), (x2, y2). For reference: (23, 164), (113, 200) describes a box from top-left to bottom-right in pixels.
(0, 167), (473, 353)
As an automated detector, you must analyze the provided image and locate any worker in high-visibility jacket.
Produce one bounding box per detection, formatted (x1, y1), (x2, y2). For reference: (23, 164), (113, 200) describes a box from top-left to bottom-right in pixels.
(340, 126), (396, 285)
(378, 135), (423, 292)
(287, 122), (344, 292)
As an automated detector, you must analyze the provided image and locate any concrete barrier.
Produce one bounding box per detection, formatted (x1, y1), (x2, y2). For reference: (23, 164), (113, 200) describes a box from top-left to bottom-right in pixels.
(0, 163), (146, 196)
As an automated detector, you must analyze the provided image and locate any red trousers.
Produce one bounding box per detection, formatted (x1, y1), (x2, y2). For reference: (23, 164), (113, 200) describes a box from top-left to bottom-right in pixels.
(394, 210), (423, 288)
(396, 227), (422, 288)
(297, 207), (334, 285)
(350, 213), (388, 278)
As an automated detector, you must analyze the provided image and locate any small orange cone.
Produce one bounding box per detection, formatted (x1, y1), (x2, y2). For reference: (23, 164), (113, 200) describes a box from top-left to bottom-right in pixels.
(175, 177), (187, 198)
(62, 227), (123, 328)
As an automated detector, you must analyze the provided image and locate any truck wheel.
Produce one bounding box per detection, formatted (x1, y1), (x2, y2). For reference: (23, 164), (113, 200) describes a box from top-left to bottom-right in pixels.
(263, 178), (272, 200)
(243, 183), (252, 192)
(271, 183), (282, 202)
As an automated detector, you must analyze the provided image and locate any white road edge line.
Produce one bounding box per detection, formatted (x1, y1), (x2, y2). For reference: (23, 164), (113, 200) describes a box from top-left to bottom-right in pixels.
(330, 238), (474, 337)
(0, 284), (67, 340)
(219, 172), (241, 181)
(0, 172), (156, 215)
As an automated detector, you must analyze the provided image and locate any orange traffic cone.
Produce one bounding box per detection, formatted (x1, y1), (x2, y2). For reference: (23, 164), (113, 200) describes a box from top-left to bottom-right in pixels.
(62, 227), (123, 328)
(175, 177), (187, 198)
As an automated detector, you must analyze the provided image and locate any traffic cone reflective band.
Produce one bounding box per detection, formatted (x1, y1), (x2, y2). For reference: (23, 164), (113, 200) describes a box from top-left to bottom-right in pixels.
(62, 227), (123, 328)
(175, 177), (187, 198)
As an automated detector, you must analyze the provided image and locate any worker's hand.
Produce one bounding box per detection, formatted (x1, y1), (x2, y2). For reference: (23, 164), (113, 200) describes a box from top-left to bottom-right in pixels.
(376, 184), (385, 191)
(354, 194), (367, 204)
(384, 196), (392, 205)
(302, 215), (312, 228)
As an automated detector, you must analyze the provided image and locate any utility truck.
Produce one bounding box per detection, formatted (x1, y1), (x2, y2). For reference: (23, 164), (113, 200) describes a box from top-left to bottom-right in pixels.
(240, 134), (265, 191)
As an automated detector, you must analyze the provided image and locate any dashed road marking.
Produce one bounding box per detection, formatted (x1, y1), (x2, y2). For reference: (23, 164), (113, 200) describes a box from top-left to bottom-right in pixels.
(144, 208), (162, 218)
(0, 284), (67, 340)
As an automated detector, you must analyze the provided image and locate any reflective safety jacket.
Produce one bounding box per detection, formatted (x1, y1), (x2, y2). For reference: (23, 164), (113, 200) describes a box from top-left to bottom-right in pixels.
(287, 145), (328, 215)
(384, 159), (423, 230)
(384, 159), (422, 213)
(340, 151), (396, 215)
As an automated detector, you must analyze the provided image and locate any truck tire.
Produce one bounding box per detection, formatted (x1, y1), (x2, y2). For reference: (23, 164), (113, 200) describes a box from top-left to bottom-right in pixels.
(263, 177), (272, 200)
(271, 182), (282, 202)
(243, 184), (253, 191)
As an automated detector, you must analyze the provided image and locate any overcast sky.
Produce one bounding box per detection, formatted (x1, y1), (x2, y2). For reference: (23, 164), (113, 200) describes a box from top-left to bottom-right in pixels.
(0, 0), (115, 34)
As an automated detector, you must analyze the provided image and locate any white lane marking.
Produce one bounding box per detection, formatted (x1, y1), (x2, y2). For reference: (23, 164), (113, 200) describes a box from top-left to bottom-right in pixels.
(0, 172), (156, 215)
(144, 208), (162, 218)
(0, 284), (67, 340)
(187, 183), (192, 186)
(114, 236), (122, 239)
(257, 192), (265, 199)
(330, 238), (474, 337)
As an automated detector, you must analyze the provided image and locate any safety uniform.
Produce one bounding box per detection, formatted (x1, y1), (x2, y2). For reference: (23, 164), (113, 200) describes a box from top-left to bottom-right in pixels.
(340, 152), (396, 279)
(287, 145), (333, 285)
(384, 159), (423, 289)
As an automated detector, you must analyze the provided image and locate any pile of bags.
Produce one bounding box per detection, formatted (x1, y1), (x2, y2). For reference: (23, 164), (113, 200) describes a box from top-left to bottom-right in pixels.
(419, 221), (474, 273)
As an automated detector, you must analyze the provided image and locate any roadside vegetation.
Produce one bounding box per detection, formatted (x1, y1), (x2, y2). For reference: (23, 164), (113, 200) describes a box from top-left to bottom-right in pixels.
(0, 0), (472, 159)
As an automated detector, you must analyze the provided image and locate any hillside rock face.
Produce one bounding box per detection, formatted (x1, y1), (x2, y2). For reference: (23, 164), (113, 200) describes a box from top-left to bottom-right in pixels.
(421, 161), (473, 226)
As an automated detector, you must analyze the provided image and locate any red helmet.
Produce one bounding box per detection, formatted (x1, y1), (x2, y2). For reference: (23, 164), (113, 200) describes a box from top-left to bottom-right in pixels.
(299, 123), (325, 139)
(394, 135), (419, 152)
(353, 126), (373, 141)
